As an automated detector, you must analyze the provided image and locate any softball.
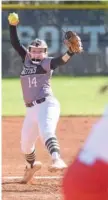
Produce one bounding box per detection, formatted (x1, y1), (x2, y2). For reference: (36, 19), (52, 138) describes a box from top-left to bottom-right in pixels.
(8, 13), (19, 25)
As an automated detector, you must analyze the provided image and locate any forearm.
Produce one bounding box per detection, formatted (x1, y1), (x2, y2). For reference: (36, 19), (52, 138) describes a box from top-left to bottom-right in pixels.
(50, 51), (74, 70)
(61, 51), (74, 63)
(9, 25), (26, 60)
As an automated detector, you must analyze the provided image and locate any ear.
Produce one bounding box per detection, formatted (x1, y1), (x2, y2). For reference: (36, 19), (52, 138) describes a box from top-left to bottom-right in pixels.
(26, 50), (31, 59)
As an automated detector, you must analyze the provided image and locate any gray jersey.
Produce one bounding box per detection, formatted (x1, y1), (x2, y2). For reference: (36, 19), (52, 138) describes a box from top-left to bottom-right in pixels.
(20, 56), (53, 104)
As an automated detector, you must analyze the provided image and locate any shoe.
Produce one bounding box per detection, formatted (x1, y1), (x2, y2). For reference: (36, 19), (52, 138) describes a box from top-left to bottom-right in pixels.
(48, 158), (67, 172)
(21, 161), (42, 184)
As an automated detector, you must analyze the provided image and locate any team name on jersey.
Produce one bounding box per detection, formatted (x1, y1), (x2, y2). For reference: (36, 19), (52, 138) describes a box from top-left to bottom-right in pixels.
(20, 64), (47, 76)
(21, 66), (37, 76)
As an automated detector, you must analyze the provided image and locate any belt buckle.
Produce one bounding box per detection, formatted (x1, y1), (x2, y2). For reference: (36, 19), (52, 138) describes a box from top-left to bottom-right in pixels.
(32, 101), (37, 106)
(36, 98), (45, 104)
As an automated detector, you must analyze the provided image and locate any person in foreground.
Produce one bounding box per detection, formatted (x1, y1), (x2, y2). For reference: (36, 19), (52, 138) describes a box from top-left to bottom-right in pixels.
(8, 12), (83, 184)
(62, 84), (108, 200)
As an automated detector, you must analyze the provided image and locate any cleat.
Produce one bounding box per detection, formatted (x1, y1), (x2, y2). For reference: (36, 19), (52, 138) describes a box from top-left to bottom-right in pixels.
(48, 158), (67, 172)
(21, 161), (42, 184)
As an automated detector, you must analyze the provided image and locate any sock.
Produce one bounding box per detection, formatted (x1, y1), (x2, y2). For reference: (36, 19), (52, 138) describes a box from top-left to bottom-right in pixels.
(45, 137), (60, 160)
(51, 152), (60, 160)
(25, 149), (36, 167)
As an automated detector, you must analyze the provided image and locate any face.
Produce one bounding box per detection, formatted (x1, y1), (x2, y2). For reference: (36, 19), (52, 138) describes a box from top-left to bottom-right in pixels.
(29, 47), (47, 61)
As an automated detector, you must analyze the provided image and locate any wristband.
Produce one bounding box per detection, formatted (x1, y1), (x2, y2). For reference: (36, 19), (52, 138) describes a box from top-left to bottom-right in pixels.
(67, 51), (74, 56)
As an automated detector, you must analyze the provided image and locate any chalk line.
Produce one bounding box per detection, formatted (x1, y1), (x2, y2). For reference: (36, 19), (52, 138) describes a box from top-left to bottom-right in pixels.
(2, 176), (63, 180)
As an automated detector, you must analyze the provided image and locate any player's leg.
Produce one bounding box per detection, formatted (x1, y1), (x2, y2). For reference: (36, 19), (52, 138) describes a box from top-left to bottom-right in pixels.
(21, 108), (42, 183)
(37, 96), (67, 172)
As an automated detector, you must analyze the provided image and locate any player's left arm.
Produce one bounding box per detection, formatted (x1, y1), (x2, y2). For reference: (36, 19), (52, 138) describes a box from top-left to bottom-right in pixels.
(50, 51), (74, 70)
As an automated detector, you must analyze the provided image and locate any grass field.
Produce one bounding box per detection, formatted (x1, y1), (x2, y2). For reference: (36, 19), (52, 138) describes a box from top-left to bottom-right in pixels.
(2, 76), (108, 116)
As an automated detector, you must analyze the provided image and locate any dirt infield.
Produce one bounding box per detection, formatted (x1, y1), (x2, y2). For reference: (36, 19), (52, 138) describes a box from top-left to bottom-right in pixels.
(2, 116), (99, 200)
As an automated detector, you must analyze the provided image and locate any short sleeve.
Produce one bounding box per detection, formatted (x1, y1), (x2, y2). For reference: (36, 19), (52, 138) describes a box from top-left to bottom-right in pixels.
(41, 57), (53, 72)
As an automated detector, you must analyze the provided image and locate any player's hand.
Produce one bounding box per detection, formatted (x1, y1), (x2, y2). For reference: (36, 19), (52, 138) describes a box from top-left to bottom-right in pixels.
(8, 12), (19, 26)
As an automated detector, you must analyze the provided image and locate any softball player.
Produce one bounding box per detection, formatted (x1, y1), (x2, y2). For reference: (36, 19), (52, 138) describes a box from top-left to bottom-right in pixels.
(8, 13), (82, 183)
(62, 86), (108, 200)
(8, 12), (83, 184)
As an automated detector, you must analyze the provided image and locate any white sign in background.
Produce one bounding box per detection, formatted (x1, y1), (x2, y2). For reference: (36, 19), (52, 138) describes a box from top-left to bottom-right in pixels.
(18, 25), (106, 54)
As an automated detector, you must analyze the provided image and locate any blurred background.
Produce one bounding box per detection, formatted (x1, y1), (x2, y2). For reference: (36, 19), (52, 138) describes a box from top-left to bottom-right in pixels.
(2, 0), (108, 77)
(2, 1), (108, 116)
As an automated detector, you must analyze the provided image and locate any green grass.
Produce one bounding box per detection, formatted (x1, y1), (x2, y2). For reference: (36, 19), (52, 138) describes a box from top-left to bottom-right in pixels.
(2, 76), (108, 116)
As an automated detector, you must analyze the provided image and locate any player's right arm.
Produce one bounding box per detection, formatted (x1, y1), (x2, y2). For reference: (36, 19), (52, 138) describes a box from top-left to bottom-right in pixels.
(8, 13), (26, 61)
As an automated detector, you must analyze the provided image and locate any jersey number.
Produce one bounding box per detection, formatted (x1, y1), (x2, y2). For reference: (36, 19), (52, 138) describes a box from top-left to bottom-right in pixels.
(28, 77), (37, 88)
